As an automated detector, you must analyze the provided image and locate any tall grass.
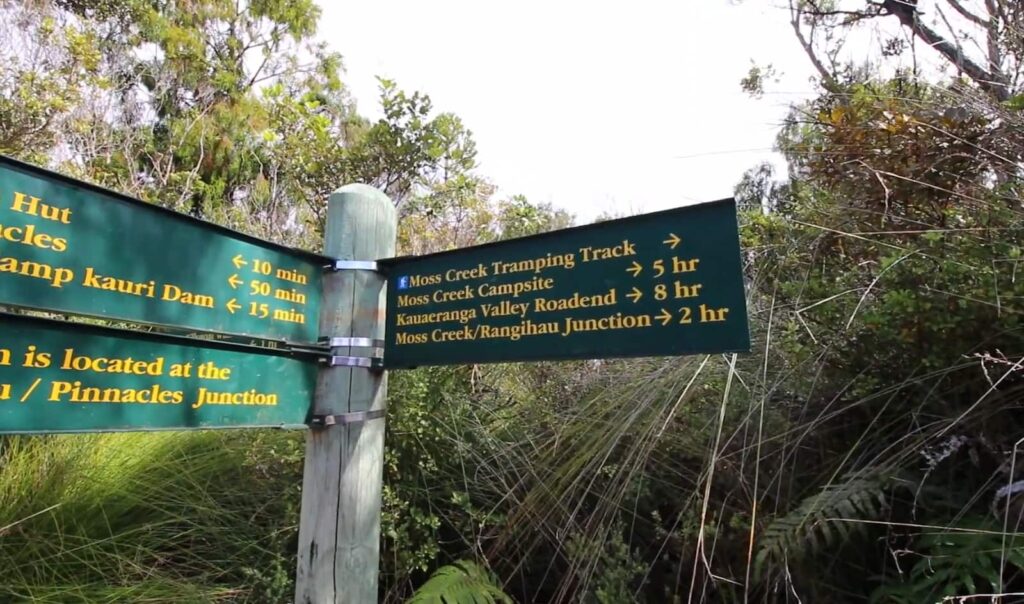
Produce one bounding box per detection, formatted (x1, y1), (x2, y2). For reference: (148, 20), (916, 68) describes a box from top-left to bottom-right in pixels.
(0, 430), (304, 602)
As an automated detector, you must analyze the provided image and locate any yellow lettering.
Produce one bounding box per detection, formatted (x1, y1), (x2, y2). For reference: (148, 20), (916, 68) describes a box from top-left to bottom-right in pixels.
(48, 381), (73, 401)
(579, 240), (636, 262)
(0, 257), (73, 287)
(191, 388), (279, 409)
(396, 332), (429, 345)
(46, 381), (183, 404)
(674, 281), (703, 298)
(11, 192), (72, 223)
(445, 263), (489, 282)
(698, 304), (729, 322)
(83, 268), (155, 297)
(491, 253), (576, 276)
(432, 286), (474, 303)
(275, 267), (307, 285)
(672, 257), (701, 273)
(397, 294), (430, 307)
(162, 284), (214, 308)
(60, 349), (164, 375)
(272, 308), (305, 324)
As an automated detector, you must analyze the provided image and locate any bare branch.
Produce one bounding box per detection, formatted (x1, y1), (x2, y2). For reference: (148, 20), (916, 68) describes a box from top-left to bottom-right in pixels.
(945, 0), (988, 26)
(885, 1), (1010, 100)
(790, 0), (840, 91)
(982, 0), (1007, 85)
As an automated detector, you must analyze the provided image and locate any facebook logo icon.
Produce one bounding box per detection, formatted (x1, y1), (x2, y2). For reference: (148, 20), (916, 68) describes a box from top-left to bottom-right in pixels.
(397, 276), (411, 290)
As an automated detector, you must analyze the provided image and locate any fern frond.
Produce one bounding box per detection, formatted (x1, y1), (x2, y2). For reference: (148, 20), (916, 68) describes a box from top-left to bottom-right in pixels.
(754, 471), (897, 579)
(407, 560), (514, 604)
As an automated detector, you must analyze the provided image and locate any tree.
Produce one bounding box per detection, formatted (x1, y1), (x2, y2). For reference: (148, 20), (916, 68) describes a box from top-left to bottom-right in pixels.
(347, 79), (479, 215)
(0, 4), (105, 162)
(1, 1), (490, 252)
(788, 0), (1022, 101)
(730, 1), (1024, 598)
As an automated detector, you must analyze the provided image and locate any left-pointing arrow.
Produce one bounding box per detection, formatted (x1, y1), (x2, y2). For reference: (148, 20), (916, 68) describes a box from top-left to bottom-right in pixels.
(227, 274), (242, 289)
(226, 298), (240, 314)
(232, 254), (247, 269)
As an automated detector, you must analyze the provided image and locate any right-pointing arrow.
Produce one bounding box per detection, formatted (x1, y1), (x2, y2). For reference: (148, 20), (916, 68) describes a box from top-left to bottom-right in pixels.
(663, 233), (681, 249)
(657, 308), (672, 326)
(627, 261), (642, 277)
(627, 287), (642, 303)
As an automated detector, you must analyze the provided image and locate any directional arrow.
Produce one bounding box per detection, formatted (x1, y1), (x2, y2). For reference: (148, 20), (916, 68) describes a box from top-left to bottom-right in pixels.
(232, 254), (247, 269)
(627, 287), (643, 303)
(627, 261), (642, 277)
(657, 308), (673, 326)
(663, 233), (681, 249)
(226, 298), (241, 314)
(227, 274), (242, 289)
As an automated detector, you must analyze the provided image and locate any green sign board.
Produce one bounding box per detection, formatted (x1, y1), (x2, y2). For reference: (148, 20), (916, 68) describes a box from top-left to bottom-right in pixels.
(0, 313), (317, 433)
(0, 156), (324, 343)
(382, 199), (750, 367)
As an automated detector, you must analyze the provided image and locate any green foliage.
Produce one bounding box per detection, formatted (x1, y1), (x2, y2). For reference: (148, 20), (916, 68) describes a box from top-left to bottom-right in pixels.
(566, 524), (648, 603)
(407, 561), (513, 604)
(739, 62), (778, 98)
(734, 64), (1024, 600)
(755, 472), (893, 577)
(872, 519), (1024, 603)
(0, 7), (104, 162)
(348, 78), (479, 212)
(494, 195), (573, 241)
(0, 430), (305, 602)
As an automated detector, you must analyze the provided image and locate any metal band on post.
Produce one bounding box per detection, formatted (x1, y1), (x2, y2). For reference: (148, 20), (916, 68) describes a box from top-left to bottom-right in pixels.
(320, 355), (383, 370)
(310, 409), (386, 428)
(316, 336), (384, 370)
(319, 336), (385, 349)
(327, 259), (379, 272)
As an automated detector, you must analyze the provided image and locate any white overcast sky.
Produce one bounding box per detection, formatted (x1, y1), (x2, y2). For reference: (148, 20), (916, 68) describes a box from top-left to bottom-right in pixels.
(317, 1), (821, 221)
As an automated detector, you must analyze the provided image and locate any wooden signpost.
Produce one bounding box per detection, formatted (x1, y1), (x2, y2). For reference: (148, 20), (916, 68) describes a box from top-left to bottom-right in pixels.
(0, 156), (750, 603)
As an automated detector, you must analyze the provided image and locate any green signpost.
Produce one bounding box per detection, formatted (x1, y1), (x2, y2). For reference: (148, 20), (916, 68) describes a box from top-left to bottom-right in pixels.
(0, 156), (325, 343)
(0, 156), (751, 603)
(0, 313), (317, 433)
(382, 199), (750, 367)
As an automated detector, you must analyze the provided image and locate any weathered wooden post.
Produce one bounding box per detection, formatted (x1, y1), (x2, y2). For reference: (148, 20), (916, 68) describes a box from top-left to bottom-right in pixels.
(295, 184), (396, 603)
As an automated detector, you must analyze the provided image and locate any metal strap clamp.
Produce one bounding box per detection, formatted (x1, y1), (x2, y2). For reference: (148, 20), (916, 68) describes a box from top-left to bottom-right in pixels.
(319, 336), (384, 349)
(310, 409), (386, 427)
(320, 355), (384, 370)
(327, 260), (378, 272)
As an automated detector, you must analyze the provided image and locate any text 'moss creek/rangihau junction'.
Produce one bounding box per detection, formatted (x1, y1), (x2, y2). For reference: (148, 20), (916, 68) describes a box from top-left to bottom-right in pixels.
(383, 199), (750, 367)
(0, 156), (325, 343)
